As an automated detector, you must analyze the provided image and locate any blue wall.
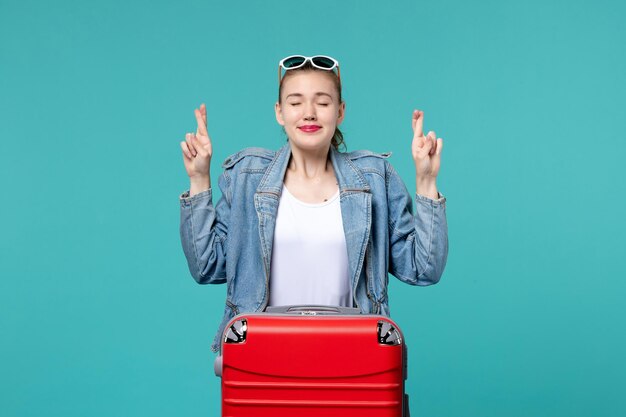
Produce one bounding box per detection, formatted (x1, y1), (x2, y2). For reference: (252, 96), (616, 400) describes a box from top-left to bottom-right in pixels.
(1, 1), (624, 416)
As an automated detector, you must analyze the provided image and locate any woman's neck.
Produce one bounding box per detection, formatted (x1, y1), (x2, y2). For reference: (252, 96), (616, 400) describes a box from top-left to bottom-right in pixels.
(288, 145), (332, 179)
(284, 143), (338, 203)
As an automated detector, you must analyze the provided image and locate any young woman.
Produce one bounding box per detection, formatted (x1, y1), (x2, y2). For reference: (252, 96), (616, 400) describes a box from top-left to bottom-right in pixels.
(179, 55), (448, 353)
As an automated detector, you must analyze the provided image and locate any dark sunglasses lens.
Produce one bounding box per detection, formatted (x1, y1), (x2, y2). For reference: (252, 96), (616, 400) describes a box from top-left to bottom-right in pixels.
(283, 56), (306, 68)
(311, 56), (335, 69)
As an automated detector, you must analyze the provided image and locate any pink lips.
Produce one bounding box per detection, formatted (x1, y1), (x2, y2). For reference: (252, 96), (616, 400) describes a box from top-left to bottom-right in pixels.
(298, 125), (321, 133)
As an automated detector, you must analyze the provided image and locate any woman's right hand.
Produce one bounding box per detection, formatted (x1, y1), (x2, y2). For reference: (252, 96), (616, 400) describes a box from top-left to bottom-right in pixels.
(181, 103), (213, 194)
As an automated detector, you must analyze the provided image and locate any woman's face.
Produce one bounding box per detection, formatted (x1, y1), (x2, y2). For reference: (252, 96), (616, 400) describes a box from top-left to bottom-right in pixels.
(275, 71), (345, 153)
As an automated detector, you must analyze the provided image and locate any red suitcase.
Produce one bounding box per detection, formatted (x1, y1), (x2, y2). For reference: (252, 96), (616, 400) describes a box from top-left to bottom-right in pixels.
(214, 305), (410, 417)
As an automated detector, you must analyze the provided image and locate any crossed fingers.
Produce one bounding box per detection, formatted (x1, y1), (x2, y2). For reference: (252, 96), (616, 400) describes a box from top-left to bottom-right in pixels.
(180, 104), (211, 160)
(412, 110), (443, 158)
(195, 103), (208, 137)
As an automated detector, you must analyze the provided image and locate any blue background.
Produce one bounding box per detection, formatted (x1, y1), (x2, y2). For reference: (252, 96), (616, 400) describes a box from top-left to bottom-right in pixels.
(1, 0), (624, 416)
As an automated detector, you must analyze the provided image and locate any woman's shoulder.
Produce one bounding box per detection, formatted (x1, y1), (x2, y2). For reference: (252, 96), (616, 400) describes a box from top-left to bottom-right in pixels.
(221, 147), (277, 169)
(220, 146), (395, 172)
(340, 149), (394, 172)
(343, 149), (392, 161)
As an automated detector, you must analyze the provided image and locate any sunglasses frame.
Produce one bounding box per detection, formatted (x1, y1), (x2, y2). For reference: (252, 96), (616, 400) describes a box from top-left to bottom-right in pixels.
(278, 55), (341, 87)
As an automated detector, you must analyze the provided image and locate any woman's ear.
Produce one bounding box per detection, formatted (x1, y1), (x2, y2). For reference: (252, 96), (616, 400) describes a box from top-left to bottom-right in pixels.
(337, 101), (346, 126)
(275, 102), (285, 126)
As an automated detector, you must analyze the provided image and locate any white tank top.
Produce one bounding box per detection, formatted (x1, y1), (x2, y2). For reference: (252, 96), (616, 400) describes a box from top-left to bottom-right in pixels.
(268, 185), (352, 307)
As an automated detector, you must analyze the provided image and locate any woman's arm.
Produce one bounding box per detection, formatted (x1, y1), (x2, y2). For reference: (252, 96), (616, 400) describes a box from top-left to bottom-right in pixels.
(387, 110), (448, 285)
(179, 173), (230, 285)
(179, 103), (228, 284)
(386, 163), (448, 285)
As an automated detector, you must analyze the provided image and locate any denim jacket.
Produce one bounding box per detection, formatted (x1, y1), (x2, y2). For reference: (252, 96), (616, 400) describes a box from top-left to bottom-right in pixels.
(179, 143), (448, 352)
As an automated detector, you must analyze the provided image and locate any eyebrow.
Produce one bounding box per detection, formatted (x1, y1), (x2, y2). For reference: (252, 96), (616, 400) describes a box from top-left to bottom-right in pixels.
(285, 92), (333, 99)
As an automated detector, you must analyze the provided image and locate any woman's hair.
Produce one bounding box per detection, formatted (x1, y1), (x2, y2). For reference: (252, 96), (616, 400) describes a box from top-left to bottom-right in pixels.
(278, 61), (345, 151)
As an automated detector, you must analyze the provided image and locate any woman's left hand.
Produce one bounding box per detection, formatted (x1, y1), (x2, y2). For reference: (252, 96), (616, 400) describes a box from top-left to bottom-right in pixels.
(411, 110), (443, 198)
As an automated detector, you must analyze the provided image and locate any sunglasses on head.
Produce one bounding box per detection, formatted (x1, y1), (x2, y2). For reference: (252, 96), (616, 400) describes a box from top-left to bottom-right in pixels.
(278, 55), (341, 85)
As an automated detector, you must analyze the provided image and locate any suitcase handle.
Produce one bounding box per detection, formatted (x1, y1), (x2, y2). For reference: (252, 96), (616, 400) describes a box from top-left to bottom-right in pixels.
(264, 305), (361, 315)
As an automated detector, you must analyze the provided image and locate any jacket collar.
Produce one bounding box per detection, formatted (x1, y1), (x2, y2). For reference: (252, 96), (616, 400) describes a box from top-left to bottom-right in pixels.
(329, 146), (371, 193)
(255, 142), (371, 194)
(255, 142), (290, 195)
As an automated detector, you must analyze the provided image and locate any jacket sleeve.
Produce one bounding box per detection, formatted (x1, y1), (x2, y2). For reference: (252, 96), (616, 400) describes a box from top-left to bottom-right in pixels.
(385, 161), (448, 285)
(179, 171), (231, 284)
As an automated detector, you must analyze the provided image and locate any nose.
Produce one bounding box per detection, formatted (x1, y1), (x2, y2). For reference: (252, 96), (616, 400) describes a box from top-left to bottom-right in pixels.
(303, 103), (316, 121)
